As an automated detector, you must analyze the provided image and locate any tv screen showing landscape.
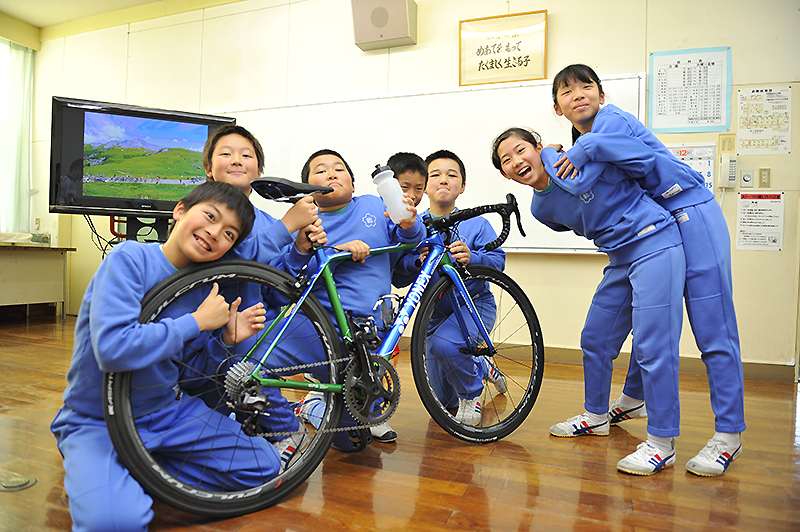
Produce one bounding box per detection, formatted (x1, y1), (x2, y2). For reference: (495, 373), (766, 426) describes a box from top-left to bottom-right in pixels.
(81, 112), (208, 202)
(50, 97), (235, 218)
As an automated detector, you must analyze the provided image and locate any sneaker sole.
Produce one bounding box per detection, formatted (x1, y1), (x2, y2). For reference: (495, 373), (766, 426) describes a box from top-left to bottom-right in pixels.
(617, 461), (674, 476)
(549, 430), (609, 438)
(685, 453), (740, 477)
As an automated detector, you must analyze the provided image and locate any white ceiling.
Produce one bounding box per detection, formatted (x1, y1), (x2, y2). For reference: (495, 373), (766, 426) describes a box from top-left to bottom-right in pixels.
(0, 0), (157, 28)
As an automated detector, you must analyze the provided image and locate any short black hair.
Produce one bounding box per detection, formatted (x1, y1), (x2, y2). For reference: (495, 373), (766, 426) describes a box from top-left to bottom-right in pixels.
(203, 123), (265, 176)
(552, 64), (605, 106)
(425, 149), (466, 184)
(300, 148), (355, 185)
(490, 127), (542, 171)
(179, 181), (255, 248)
(387, 152), (428, 185)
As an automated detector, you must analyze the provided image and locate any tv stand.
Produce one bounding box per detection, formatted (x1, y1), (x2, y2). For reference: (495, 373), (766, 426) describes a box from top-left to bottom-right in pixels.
(125, 217), (170, 243)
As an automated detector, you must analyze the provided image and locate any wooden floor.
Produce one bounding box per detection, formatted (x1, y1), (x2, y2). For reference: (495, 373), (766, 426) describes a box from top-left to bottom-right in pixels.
(1, 315), (799, 532)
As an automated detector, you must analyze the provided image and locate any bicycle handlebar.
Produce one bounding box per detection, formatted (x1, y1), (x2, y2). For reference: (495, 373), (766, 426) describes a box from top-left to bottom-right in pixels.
(423, 194), (525, 251)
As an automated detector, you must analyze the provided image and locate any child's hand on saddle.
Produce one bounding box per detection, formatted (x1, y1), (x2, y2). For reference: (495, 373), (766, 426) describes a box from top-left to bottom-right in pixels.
(222, 300), (266, 345)
(337, 240), (370, 263)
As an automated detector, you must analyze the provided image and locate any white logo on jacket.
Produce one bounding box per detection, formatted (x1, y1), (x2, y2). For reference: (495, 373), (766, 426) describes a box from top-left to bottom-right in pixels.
(362, 213), (377, 228)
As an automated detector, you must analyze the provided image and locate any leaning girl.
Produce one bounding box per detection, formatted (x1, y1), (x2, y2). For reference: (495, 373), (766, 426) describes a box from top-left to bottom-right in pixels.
(492, 127), (685, 476)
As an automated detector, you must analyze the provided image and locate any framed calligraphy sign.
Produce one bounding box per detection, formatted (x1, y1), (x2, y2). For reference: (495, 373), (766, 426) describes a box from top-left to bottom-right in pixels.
(459, 11), (547, 87)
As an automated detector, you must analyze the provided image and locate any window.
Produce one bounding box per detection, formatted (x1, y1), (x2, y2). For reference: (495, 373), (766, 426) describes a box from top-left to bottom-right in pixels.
(0, 38), (34, 234)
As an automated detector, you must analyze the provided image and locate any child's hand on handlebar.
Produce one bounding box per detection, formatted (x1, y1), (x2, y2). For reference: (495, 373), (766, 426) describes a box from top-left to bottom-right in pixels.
(295, 219), (327, 253)
(447, 240), (471, 264)
(337, 240), (370, 263)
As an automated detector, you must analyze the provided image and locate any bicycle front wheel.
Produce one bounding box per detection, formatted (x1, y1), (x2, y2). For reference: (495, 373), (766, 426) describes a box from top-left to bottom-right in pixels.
(103, 260), (344, 518)
(410, 264), (544, 443)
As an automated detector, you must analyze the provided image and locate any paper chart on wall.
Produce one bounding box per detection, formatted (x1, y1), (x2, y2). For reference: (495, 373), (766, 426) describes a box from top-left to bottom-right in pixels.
(649, 47), (731, 133)
(737, 86), (792, 155)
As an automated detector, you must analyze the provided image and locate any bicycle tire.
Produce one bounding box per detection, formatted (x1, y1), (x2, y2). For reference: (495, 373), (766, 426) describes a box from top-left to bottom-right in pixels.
(103, 260), (345, 517)
(410, 264), (544, 443)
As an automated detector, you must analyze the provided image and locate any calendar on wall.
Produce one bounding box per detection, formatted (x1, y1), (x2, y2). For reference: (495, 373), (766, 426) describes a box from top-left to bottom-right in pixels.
(649, 47), (731, 133)
(666, 143), (716, 190)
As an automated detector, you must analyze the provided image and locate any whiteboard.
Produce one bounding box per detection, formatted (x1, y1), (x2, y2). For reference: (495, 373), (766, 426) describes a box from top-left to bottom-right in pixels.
(241, 73), (646, 253)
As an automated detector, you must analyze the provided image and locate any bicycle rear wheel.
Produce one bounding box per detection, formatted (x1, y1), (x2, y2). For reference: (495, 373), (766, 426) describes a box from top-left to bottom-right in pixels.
(103, 260), (344, 517)
(410, 264), (544, 443)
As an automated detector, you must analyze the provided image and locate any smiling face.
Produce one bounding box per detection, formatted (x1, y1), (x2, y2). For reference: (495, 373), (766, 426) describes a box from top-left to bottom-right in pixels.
(396, 170), (426, 207)
(496, 135), (549, 190)
(162, 201), (242, 269)
(554, 77), (605, 134)
(205, 133), (260, 195)
(426, 158), (465, 215)
(306, 153), (355, 211)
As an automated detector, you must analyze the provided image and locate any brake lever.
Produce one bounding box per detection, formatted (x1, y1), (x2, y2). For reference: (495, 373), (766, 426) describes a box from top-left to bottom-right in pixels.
(506, 193), (526, 237)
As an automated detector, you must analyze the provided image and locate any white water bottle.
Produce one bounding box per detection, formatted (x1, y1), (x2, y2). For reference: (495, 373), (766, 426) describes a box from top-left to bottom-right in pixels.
(372, 164), (409, 224)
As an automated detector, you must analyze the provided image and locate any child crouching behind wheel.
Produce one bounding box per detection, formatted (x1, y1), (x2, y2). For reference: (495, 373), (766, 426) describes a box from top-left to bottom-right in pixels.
(51, 182), (277, 531)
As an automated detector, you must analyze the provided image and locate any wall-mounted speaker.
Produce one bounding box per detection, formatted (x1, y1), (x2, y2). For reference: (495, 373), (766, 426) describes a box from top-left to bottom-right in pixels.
(352, 0), (417, 51)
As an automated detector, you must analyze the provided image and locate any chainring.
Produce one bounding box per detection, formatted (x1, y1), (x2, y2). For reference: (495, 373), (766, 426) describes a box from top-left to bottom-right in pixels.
(344, 355), (400, 425)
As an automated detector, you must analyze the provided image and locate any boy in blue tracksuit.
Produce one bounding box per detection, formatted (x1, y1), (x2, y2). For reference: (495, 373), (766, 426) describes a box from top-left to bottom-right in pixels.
(51, 182), (279, 532)
(550, 64), (745, 476)
(271, 148), (424, 452)
(396, 149), (507, 426)
(493, 127), (686, 476)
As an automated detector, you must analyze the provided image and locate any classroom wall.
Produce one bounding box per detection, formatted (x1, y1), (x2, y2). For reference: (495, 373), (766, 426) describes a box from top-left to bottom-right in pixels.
(23, 0), (800, 376)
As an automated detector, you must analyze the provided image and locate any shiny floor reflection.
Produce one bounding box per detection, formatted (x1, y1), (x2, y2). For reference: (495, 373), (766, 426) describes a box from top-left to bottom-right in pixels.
(1, 316), (798, 531)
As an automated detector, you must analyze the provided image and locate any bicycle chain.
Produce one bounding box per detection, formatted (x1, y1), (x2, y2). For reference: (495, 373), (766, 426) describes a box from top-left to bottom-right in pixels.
(241, 354), (390, 439)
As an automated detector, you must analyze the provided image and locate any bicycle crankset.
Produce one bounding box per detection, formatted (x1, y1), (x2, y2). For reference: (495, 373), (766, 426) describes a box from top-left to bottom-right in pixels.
(344, 354), (400, 425)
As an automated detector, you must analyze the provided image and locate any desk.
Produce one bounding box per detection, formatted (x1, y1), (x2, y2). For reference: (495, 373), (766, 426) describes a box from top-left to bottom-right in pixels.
(0, 243), (76, 319)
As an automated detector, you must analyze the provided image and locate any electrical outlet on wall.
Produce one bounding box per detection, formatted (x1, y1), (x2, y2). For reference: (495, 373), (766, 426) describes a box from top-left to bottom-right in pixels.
(759, 168), (771, 188)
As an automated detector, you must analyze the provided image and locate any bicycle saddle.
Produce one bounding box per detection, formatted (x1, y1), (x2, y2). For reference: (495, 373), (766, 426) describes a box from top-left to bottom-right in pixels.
(250, 177), (333, 203)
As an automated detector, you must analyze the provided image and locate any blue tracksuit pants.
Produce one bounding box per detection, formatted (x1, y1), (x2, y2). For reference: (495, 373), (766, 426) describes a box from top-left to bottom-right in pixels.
(51, 398), (279, 532)
(427, 292), (495, 404)
(581, 244), (685, 438)
(621, 199), (746, 433)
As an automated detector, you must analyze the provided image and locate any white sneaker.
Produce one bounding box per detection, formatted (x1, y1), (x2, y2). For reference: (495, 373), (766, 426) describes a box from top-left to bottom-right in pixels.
(369, 421), (397, 443)
(686, 439), (742, 477)
(455, 397), (482, 425)
(273, 424), (309, 473)
(485, 360), (507, 394)
(549, 412), (609, 437)
(617, 441), (676, 476)
(608, 398), (647, 425)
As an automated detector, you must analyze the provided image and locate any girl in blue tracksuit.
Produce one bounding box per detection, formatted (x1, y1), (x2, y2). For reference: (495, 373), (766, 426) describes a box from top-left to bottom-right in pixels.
(51, 182), (279, 532)
(550, 64), (744, 477)
(493, 127), (686, 476)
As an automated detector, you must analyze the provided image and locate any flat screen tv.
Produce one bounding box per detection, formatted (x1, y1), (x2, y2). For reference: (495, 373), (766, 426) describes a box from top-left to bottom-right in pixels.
(49, 96), (235, 218)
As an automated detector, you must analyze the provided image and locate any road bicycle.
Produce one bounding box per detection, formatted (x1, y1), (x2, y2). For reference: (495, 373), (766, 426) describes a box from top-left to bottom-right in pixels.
(103, 177), (544, 518)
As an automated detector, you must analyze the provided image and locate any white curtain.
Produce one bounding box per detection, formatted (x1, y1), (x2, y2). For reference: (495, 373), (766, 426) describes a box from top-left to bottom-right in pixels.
(0, 38), (34, 234)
